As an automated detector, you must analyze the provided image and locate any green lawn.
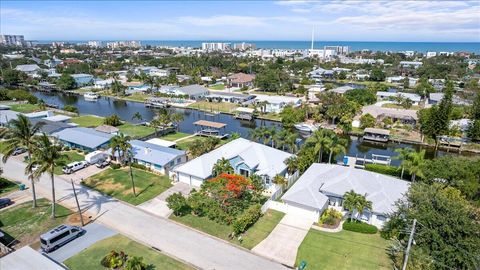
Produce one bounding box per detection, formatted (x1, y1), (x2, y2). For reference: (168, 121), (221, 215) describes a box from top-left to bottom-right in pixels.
(188, 100), (238, 113)
(118, 123), (155, 139)
(9, 103), (41, 113)
(55, 151), (85, 175)
(0, 178), (18, 196)
(381, 103), (420, 110)
(160, 132), (192, 142)
(0, 198), (73, 247)
(209, 84), (225, 90)
(82, 167), (172, 205)
(64, 234), (193, 270)
(71, 115), (105, 127)
(296, 229), (391, 270)
(175, 136), (208, 150)
(170, 210), (284, 249)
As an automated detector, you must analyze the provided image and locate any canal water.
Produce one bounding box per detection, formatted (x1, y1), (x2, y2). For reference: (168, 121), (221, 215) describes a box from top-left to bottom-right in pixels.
(33, 91), (474, 166)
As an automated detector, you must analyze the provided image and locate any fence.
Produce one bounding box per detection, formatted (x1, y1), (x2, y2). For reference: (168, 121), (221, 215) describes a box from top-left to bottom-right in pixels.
(261, 170), (301, 212)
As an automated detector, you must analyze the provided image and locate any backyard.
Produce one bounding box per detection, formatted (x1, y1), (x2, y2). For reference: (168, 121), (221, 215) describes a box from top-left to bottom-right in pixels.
(208, 84), (225, 91)
(159, 132), (192, 141)
(8, 103), (41, 113)
(64, 234), (193, 270)
(296, 229), (391, 270)
(170, 209), (284, 249)
(187, 100), (238, 113)
(71, 115), (105, 127)
(82, 167), (172, 205)
(0, 198), (73, 248)
(55, 151), (85, 175)
(117, 123), (155, 138)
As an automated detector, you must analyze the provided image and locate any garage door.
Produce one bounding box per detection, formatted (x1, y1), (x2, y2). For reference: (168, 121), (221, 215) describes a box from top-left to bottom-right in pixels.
(285, 204), (319, 222)
(178, 173), (204, 187)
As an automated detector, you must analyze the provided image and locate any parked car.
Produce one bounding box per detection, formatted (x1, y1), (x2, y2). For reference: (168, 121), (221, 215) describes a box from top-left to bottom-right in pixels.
(0, 198), (12, 209)
(40, 224), (85, 252)
(62, 161), (88, 174)
(12, 148), (27, 156)
(95, 159), (110, 169)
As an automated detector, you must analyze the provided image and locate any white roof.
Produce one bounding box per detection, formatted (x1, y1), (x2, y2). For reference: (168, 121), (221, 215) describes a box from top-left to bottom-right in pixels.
(174, 138), (293, 179)
(254, 94), (302, 105)
(15, 64), (40, 72)
(377, 91), (421, 102)
(282, 164), (410, 214)
(362, 104), (418, 120)
(43, 115), (71, 122)
(24, 110), (54, 118)
(1, 246), (64, 270)
(331, 85), (355, 94)
(146, 138), (177, 148)
(235, 107), (255, 113)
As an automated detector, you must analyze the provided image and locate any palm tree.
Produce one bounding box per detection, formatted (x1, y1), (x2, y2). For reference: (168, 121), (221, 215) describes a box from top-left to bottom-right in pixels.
(356, 196), (373, 222)
(110, 133), (132, 165)
(272, 174), (287, 191)
(327, 136), (348, 164)
(284, 156), (298, 175)
(170, 112), (184, 131)
(308, 129), (333, 163)
(212, 158), (234, 176)
(132, 112), (143, 122)
(27, 134), (66, 218)
(285, 132), (298, 153)
(125, 256), (147, 270)
(1, 115), (44, 208)
(343, 190), (363, 221)
(394, 148), (414, 179)
(404, 149), (426, 181)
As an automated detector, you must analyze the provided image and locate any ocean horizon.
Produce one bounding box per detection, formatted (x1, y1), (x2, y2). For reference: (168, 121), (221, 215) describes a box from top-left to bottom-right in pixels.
(37, 40), (480, 53)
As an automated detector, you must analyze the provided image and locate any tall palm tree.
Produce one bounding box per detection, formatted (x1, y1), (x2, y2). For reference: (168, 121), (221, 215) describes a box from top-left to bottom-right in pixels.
(394, 148), (414, 179)
(285, 132), (298, 153)
(131, 112), (143, 122)
(343, 190), (363, 221)
(327, 136), (348, 164)
(308, 129), (333, 163)
(110, 133), (131, 165)
(284, 156), (298, 175)
(27, 134), (66, 218)
(404, 149), (426, 181)
(1, 115), (44, 208)
(356, 196), (373, 222)
(272, 174), (287, 190)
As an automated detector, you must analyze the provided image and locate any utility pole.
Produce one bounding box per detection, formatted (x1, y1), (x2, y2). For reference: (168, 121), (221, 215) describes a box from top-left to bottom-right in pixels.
(71, 179), (84, 226)
(402, 219), (417, 270)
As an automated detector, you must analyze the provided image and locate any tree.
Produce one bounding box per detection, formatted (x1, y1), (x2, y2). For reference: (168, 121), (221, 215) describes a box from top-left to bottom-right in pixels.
(383, 183), (480, 270)
(166, 192), (190, 216)
(360, 113), (376, 129)
(0, 115), (44, 208)
(104, 114), (122, 126)
(2, 68), (26, 85)
(111, 79), (126, 96)
(57, 73), (76, 90)
(401, 98), (413, 109)
(27, 134), (66, 218)
(272, 174), (287, 190)
(63, 105), (78, 114)
(110, 133), (131, 165)
(125, 256), (147, 270)
(132, 112), (143, 122)
(345, 88), (376, 105)
(280, 105), (306, 129)
(467, 93), (480, 141)
(212, 158), (234, 176)
(369, 67), (386, 82)
(343, 190), (364, 221)
(394, 148), (414, 179)
(356, 196), (372, 221)
(326, 136), (348, 164)
(414, 77), (434, 98)
(307, 129), (334, 163)
(284, 156), (298, 175)
(403, 149), (426, 181)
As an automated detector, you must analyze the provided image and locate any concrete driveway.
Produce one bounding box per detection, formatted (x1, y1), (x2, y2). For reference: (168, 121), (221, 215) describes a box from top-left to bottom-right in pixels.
(138, 182), (191, 218)
(0, 190), (36, 211)
(252, 214), (312, 267)
(45, 223), (116, 263)
(61, 165), (107, 183)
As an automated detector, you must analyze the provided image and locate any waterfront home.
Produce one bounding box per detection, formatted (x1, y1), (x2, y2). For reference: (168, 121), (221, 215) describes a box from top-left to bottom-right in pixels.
(42, 115), (71, 123)
(174, 138), (293, 188)
(52, 127), (114, 152)
(226, 73), (256, 88)
(94, 78), (114, 89)
(281, 164), (409, 227)
(254, 94), (302, 113)
(361, 105), (418, 126)
(15, 64), (41, 76)
(30, 119), (74, 135)
(205, 91), (255, 104)
(71, 74), (94, 87)
(111, 140), (186, 175)
(330, 85), (355, 95)
(363, 128), (390, 142)
(95, 125), (119, 135)
(177, 84), (209, 99)
(376, 91), (422, 105)
(24, 110), (55, 120)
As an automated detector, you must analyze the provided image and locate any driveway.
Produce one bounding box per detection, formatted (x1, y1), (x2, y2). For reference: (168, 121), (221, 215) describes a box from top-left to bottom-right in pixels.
(138, 182), (191, 218)
(252, 214), (312, 267)
(61, 165), (107, 183)
(2, 156), (287, 270)
(44, 223), (116, 263)
(0, 189), (36, 211)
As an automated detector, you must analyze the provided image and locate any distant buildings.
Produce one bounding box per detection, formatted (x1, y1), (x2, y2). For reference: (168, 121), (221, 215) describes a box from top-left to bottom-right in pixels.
(107, 41), (141, 49)
(226, 73), (255, 88)
(15, 64), (41, 76)
(201, 42), (230, 52)
(399, 61), (423, 69)
(0, 35), (25, 46)
(87, 41), (103, 48)
(233, 42), (255, 51)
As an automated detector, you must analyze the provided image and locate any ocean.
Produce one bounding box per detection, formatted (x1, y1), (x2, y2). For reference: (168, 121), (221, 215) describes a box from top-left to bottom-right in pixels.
(38, 40), (480, 53)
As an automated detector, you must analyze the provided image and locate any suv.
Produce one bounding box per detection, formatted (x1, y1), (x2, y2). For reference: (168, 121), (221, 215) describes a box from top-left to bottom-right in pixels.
(62, 161), (88, 174)
(12, 148), (27, 156)
(0, 198), (12, 209)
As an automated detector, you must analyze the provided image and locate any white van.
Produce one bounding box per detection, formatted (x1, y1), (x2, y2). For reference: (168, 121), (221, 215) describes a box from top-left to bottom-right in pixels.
(40, 224), (84, 252)
(62, 161), (88, 174)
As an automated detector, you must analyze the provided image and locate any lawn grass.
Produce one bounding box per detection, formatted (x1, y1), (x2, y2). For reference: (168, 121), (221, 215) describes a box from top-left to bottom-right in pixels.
(55, 151), (85, 175)
(0, 178), (18, 196)
(175, 136), (208, 150)
(381, 103), (420, 110)
(82, 167), (172, 205)
(209, 84), (225, 90)
(160, 132), (192, 142)
(187, 100), (238, 113)
(71, 115), (105, 127)
(9, 103), (41, 113)
(170, 210), (284, 250)
(296, 229), (391, 270)
(118, 123), (155, 139)
(64, 234), (193, 270)
(0, 198), (73, 248)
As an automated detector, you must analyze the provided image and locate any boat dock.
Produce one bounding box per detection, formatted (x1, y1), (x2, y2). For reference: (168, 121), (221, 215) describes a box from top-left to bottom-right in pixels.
(193, 120), (229, 139)
(344, 154), (392, 169)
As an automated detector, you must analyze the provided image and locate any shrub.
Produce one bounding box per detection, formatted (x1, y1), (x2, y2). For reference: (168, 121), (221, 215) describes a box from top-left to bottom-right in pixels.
(365, 164), (401, 178)
(343, 220), (378, 234)
(100, 250), (127, 269)
(63, 146), (71, 151)
(63, 105), (78, 113)
(232, 204), (262, 235)
(131, 163), (147, 171)
(166, 193), (190, 216)
(187, 191), (211, 217)
(319, 208), (343, 226)
(104, 114), (122, 126)
(110, 163), (121, 170)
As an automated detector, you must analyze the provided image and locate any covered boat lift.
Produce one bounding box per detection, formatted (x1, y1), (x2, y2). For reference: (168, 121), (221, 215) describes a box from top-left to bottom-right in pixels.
(193, 120), (228, 138)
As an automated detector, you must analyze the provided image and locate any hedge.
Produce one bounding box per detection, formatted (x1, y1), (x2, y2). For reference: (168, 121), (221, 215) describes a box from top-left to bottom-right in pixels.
(365, 164), (403, 178)
(343, 220), (378, 234)
(232, 204), (262, 235)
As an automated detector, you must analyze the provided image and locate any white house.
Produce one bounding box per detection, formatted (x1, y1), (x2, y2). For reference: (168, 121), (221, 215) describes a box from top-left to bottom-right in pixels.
(94, 79), (114, 89)
(15, 64), (41, 76)
(281, 164), (410, 227)
(174, 138), (293, 188)
(71, 74), (94, 87)
(376, 91), (422, 105)
(254, 94), (302, 113)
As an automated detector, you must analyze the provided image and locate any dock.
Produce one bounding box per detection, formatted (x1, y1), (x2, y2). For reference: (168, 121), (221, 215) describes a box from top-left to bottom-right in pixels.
(193, 120), (228, 139)
(344, 154), (392, 169)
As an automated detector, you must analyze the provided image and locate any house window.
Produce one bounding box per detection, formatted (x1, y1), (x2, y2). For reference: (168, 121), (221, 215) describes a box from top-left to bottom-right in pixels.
(169, 161), (174, 167)
(177, 158), (181, 164)
(239, 168), (249, 177)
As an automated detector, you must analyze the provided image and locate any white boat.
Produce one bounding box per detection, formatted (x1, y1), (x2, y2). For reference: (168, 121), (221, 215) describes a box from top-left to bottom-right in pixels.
(294, 123), (319, 133)
(84, 92), (100, 100)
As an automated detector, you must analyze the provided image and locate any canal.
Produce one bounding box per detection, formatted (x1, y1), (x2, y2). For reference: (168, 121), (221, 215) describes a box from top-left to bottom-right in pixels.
(33, 91), (474, 166)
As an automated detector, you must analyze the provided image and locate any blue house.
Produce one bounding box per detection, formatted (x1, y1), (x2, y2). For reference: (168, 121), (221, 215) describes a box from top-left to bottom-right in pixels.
(52, 127), (114, 152)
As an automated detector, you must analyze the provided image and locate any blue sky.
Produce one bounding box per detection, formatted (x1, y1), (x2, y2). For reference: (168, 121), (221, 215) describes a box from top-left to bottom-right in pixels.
(1, 1), (479, 42)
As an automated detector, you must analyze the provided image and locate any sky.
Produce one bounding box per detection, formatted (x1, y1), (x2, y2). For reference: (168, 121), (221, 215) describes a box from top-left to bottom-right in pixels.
(1, 0), (479, 42)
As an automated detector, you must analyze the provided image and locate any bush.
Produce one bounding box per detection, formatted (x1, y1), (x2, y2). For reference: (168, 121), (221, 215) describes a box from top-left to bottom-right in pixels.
(63, 105), (78, 113)
(63, 146), (71, 151)
(319, 208), (343, 226)
(166, 192), (190, 216)
(130, 163), (147, 171)
(6, 89), (38, 104)
(187, 191), (211, 217)
(110, 163), (121, 170)
(343, 220), (378, 234)
(232, 204), (262, 235)
(365, 164), (401, 178)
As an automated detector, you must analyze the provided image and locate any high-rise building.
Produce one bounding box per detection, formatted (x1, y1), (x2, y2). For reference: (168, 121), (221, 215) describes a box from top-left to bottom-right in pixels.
(0, 35), (25, 46)
(233, 42), (255, 51)
(87, 41), (103, 48)
(324, 46), (350, 55)
(106, 41), (141, 49)
(202, 42), (230, 52)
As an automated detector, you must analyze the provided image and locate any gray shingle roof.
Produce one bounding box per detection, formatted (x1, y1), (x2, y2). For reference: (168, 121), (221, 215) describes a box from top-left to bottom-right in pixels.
(178, 84), (209, 96)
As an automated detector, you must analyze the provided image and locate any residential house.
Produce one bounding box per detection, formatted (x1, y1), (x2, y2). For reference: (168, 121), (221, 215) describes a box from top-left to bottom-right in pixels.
(226, 73), (256, 88)
(330, 85), (355, 95)
(0, 110), (20, 127)
(177, 84), (209, 100)
(94, 79), (114, 90)
(52, 127), (114, 152)
(24, 110), (55, 120)
(174, 138), (293, 188)
(281, 164), (409, 227)
(44, 59), (62, 68)
(361, 104), (418, 126)
(30, 119), (74, 135)
(399, 61), (423, 69)
(71, 74), (94, 87)
(205, 91), (255, 104)
(254, 94), (302, 113)
(95, 125), (119, 135)
(376, 91), (421, 105)
(15, 64), (41, 76)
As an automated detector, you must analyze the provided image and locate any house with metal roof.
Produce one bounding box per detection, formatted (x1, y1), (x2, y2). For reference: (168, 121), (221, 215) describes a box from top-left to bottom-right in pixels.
(177, 84), (209, 99)
(127, 140), (186, 174)
(376, 91), (422, 105)
(52, 127), (114, 152)
(30, 119), (74, 135)
(281, 164), (410, 227)
(174, 138), (293, 187)
(15, 64), (41, 76)
(0, 110), (20, 127)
